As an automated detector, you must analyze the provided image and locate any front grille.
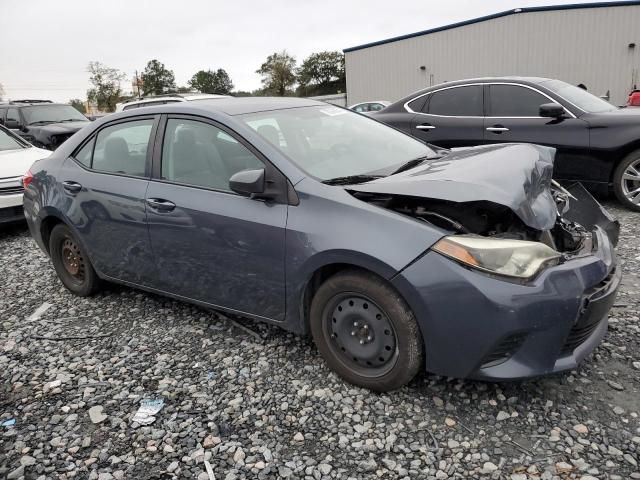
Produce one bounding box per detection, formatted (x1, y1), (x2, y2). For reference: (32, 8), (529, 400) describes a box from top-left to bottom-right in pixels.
(0, 186), (24, 195)
(481, 332), (528, 368)
(561, 267), (617, 355)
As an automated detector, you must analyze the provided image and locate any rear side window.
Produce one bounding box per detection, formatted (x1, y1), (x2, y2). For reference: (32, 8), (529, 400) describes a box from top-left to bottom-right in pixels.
(407, 96), (427, 112)
(74, 138), (94, 167)
(161, 118), (263, 192)
(91, 119), (154, 176)
(428, 86), (483, 116)
(489, 85), (549, 117)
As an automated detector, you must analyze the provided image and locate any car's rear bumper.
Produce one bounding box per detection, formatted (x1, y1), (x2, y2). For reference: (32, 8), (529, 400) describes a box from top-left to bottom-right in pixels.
(392, 226), (619, 380)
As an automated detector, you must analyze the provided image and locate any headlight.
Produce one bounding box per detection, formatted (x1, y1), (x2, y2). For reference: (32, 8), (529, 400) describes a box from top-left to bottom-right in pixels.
(432, 235), (561, 279)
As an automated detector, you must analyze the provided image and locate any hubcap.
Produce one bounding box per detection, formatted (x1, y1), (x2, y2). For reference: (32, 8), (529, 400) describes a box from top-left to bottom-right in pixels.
(324, 294), (398, 377)
(61, 238), (85, 281)
(622, 159), (640, 205)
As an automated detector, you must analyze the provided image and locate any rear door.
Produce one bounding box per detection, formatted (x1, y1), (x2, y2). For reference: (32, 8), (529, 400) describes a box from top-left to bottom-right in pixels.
(145, 115), (288, 320)
(483, 83), (590, 181)
(58, 116), (158, 284)
(410, 84), (485, 148)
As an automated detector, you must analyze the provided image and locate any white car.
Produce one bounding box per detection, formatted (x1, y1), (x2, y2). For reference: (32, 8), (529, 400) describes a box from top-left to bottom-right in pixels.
(115, 93), (230, 112)
(349, 101), (391, 114)
(0, 125), (50, 224)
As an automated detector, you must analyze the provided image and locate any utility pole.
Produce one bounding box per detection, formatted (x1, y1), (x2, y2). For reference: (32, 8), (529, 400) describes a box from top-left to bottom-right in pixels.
(134, 70), (141, 98)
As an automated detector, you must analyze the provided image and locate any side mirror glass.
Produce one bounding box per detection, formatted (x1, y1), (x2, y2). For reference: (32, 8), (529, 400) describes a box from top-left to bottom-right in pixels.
(539, 103), (565, 118)
(229, 168), (265, 197)
(5, 119), (21, 129)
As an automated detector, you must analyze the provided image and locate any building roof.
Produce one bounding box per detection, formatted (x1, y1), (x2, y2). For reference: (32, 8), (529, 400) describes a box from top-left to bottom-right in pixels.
(343, 1), (640, 53)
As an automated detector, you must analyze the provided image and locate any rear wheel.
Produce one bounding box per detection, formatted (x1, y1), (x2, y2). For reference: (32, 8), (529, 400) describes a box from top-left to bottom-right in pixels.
(310, 270), (423, 392)
(49, 224), (100, 296)
(613, 150), (640, 211)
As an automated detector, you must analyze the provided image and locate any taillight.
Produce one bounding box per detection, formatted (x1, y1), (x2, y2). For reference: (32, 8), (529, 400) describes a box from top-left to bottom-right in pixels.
(22, 170), (34, 189)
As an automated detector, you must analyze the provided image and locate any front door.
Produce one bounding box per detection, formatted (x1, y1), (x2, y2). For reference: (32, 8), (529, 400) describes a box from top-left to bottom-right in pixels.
(58, 116), (157, 284)
(145, 116), (287, 321)
(410, 84), (485, 149)
(483, 84), (590, 181)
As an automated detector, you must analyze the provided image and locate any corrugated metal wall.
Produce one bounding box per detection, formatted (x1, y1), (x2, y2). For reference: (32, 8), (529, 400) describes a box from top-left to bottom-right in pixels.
(345, 5), (640, 106)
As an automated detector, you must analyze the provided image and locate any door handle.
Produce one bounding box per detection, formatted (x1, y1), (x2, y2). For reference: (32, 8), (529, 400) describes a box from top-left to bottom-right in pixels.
(146, 198), (176, 212)
(486, 126), (510, 133)
(416, 124), (436, 130)
(62, 181), (82, 193)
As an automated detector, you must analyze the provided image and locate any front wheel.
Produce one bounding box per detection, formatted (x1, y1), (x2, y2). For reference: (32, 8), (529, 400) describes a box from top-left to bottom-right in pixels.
(613, 150), (640, 211)
(49, 224), (101, 296)
(310, 270), (423, 392)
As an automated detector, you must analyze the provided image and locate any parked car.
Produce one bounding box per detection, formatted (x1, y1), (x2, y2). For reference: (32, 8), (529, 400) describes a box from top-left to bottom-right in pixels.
(0, 101), (90, 150)
(372, 77), (640, 211)
(0, 125), (50, 224)
(116, 93), (230, 112)
(23, 98), (619, 391)
(349, 101), (391, 113)
(628, 89), (640, 107)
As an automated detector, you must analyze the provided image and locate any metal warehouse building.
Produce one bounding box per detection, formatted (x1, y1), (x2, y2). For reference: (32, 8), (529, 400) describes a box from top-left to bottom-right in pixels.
(344, 1), (640, 106)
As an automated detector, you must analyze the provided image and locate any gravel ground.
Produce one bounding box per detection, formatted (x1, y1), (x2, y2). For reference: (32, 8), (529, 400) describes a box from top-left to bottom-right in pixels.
(0, 202), (638, 480)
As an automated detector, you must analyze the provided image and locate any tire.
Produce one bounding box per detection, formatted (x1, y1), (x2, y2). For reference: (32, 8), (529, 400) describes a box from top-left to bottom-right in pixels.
(309, 270), (423, 392)
(613, 149), (640, 212)
(49, 224), (100, 296)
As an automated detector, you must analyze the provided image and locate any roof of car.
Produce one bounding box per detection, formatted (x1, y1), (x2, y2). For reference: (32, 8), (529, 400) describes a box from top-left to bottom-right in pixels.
(152, 96), (324, 116)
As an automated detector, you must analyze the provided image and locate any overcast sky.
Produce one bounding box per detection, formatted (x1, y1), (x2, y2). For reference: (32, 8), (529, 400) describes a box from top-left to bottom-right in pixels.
(1, 0), (600, 102)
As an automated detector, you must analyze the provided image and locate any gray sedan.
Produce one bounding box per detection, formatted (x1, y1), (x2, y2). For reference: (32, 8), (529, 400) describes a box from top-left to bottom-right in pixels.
(23, 97), (620, 391)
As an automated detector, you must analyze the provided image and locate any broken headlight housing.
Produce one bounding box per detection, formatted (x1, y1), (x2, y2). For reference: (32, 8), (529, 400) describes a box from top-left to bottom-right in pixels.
(432, 235), (562, 279)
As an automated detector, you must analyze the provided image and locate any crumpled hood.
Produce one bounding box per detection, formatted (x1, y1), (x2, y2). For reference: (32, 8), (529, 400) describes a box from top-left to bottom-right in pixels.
(348, 143), (558, 231)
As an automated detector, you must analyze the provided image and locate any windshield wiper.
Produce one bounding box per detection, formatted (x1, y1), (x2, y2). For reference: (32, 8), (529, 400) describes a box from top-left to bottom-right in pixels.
(322, 174), (383, 186)
(58, 119), (84, 123)
(389, 156), (433, 175)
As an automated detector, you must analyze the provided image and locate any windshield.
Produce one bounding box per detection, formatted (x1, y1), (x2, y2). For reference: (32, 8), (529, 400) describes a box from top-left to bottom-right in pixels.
(240, 106), (436, 181)
(22, 105), (88, 125)
(542, 80), (617, 113)
(0, 127), (28, 151)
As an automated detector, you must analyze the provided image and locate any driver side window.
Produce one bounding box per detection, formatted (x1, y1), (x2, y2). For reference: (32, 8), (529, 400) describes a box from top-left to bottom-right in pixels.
(161, 118), (263, 192)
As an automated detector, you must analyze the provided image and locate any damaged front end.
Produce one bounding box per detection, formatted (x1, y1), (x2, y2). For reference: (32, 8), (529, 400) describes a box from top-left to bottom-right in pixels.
(348, 143), (619, 280)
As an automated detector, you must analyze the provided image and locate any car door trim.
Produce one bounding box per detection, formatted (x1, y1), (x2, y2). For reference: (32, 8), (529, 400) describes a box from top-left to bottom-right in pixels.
(403, 82), (577, 119)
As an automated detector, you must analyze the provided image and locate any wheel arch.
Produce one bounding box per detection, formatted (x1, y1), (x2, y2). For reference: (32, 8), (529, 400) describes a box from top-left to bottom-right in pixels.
(611, 141), (640, 182)
(292, 251), (410, 335)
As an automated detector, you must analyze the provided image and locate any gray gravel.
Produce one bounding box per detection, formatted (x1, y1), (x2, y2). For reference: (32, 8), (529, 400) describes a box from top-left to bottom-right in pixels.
(1, 202), (639, 480)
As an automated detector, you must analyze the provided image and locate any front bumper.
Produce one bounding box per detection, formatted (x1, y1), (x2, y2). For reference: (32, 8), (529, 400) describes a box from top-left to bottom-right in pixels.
(392, 226), (619, 380)
(0, 190), (25, 224)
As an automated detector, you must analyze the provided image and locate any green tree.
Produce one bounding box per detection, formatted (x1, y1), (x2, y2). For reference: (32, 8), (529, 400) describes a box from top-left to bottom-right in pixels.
(86, 62), (126, 112)
(188, 69), (234, 94)
(69, 98), (86, 114)
(141, 59), (176, 95)
(256, 51), (297, 96)
(297, 51), (345, 96)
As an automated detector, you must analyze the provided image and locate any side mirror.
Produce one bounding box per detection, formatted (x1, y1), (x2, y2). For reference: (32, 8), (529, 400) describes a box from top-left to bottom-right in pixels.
(5, 119), (21, 129)
(229, 169), (265, 197)
(539, 103), (565, 118)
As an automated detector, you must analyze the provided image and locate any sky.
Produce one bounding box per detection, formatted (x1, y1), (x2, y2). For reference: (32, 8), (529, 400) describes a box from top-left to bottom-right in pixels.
(0, 0), (603, 102)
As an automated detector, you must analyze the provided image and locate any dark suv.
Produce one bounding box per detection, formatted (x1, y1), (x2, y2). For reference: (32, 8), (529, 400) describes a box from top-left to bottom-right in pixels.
(0, 100), (90, 150)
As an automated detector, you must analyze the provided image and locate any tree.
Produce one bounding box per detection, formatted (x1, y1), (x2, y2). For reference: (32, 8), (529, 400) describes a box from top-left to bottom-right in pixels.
(297, 51), (345, 96)
(86, 62), (127, 112)
(256, 51), (297, 96)
(69, 99), (86, 114)
(141, 59), (176, 96)
(188, 69), (234, 94)
(0, 82), (5, 100)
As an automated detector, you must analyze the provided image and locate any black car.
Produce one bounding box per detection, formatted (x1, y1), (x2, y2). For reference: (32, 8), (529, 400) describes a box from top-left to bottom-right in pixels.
(373, 77), (640, 211)
(0, 101), (90, 150)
